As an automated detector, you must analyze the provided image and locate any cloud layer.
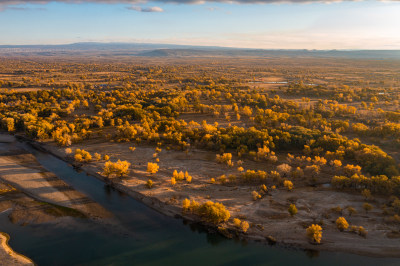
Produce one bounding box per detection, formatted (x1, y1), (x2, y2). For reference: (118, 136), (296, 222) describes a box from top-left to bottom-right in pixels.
(0, 0), (397, 5)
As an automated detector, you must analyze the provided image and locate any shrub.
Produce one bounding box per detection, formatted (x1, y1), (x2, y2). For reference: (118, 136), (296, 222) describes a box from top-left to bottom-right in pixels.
(74, 153), (83, 162)
(233, 218), (241, 228)
(240, 221), (249, 233)
(147, 162), (159, 174)
(284, 180), (294, 191)
(171, 177), (176, 185)
(347, 206), (357, 216)
(335, 217), (349, 231)
(103, 160), (131, 178)
(183, 199), (230, 224)
(363, 203), (373, 213)
(74, 149), (92, 162)
(252, 191), (261, 201)
(306, 224), (322, 244)
(288, 204), (298, 216)
(358, 226), (367, 237)
(182, 198), (191, 210)
(233, 218), (250, 233)
(197, 201), (231, 224)
(65, 148), (72, 154)
(240, 170), (267, 183)
(216, 153), (234, 167)
(330, 159), (342, 168)
(182, 198), (199, 212)
(260, 184), (268, 193)
(361, 189), (372, 200)
(94, 152), (101, 161)
(277, 164), (292, 176)
(103, 154), (110, 161)
(146, 179), (153, 189)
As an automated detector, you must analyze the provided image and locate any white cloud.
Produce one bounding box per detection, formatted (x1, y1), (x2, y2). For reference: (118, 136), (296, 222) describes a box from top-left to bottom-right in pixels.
(126, 5), (164, 12)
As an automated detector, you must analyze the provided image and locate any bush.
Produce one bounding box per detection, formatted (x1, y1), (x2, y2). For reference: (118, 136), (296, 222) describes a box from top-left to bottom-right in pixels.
(284, 180), (294, 191)
(240, 170), (267, 183)
(233, 218), (241, 228)
(358, 226), (367, 237)
(183, 199), (230, 224)
(336, 217), (349, 231)
(361, 189), (372, 200)
(277, 164), (292, 176)
(233, 218), (250, 233)
(74, 149), (92, 162)
(288, 204), (298, 216)
(216, 153), (234, 167)
(147, 162), (159, 174)
(197, 201), (231, 224)
(347, 206), (357, 216)
(240, 221), (249, 233)
(94, 152), (101, 161)
(306, 224), (322, 244)
(103, 160), (131, 178)
(146, 179), (153, 189)
(363, 202), (373, 213)
(252, 191), (261, 201)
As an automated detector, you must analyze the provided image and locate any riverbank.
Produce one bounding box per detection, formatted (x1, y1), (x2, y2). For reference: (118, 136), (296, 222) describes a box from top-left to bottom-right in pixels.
(0, 232), (34, 265)
(22, 135), (400, 258)
(0, 134), (111, 221)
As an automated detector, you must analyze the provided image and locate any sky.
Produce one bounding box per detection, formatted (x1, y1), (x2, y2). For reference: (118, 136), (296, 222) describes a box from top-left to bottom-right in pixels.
(0, 0), (400, 49)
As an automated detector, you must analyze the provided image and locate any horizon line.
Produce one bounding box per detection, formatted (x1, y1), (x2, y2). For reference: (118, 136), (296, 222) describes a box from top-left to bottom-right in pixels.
(1, 41), (400, 52)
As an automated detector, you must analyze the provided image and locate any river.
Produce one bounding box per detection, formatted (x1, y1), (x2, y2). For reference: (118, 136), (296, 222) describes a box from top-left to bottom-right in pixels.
(1, 142), (399, 265)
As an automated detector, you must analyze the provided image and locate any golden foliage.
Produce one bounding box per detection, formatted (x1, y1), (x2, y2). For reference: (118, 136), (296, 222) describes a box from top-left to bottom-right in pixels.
(306, 224), (322, 244)
(335, 217), (349, 231)
(147, 162), (159, 174)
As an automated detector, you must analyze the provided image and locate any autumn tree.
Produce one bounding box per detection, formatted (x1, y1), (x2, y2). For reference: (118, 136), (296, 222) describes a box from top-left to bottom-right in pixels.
(336, 217), (349, 231)
(147, 162), (159, 174)
(103, 160), (130, 178)
(306, 224), (322, 244)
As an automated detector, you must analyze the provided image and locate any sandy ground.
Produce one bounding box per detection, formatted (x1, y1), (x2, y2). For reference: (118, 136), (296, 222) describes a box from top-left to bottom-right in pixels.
(0, 232), (34, 266)
(0, 135), (111, 220)
(37, 136), (400, 258)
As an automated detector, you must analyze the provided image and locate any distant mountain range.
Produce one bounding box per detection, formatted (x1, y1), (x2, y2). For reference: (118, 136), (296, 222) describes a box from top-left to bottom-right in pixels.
(1, 42), (400, 59)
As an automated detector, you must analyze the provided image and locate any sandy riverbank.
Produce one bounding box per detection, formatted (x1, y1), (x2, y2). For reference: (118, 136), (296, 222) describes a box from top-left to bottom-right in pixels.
(0, 232), (34, 266)
(0, 135), (111, 220)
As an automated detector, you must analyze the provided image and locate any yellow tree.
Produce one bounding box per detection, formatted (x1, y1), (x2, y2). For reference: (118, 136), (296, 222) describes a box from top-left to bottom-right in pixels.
(147, 162), (159, 174)
(306, 224), (322, 244)
(335, 217), (349, 231)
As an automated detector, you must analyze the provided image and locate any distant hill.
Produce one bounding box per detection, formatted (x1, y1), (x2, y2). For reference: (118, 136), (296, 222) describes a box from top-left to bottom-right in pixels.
(1, 42), (400, 59)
